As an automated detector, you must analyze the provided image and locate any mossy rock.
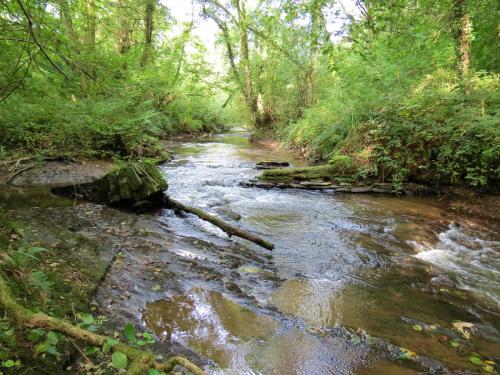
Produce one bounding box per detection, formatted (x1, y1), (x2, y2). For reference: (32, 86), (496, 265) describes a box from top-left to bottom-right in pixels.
(259, 165), (337, 183)
(52, 162), (167, 206)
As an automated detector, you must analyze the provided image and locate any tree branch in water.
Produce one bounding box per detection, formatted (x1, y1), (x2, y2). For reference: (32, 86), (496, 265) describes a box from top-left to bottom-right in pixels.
(165, 196), (275, 250)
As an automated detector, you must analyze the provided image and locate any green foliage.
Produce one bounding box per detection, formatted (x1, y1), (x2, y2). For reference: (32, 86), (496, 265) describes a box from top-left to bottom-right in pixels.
(1, 359), (22, 369)
(148, 369), (167, 375)
(111, 351), (128, 369)
(0, 0), (228, 160)
(102, 338), (119, 353)
(1, 0), (498, 189)
(34, 331), (60, 357)
(123, 323), (136, 344)
(280, 0), (499, 189)
(29, 271), (53, 295)
(122, 323), (155, 346)
(77, 313), (98, 332)
(0, 320), (16, 349)
(6, 246), (48, 269)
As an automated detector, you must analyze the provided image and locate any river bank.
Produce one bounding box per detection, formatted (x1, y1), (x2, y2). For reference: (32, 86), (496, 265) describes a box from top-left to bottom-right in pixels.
(0, 129), (499, 374)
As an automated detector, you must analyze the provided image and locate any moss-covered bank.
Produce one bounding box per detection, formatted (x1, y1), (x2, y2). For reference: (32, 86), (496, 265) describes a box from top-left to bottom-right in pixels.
(0, 206), (113, 374)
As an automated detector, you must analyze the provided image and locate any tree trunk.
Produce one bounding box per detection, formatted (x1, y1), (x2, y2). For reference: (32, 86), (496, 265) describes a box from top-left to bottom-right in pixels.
(85, 0), (96, 79)
(165, 196), (275, 250)
(141, 0), (155, 67)
(236, 0), (264, 128)
(451, 0), (472, 87)
(59, 0), (88, 94)
(298, 1), (327, 111)
(116, 0), (133, 54)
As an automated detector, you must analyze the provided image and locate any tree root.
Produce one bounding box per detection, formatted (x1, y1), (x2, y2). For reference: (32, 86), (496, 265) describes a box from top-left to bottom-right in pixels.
(6, 164), (37, 185)
(165, 196), (275, 250)
(0, 273), (205, 375)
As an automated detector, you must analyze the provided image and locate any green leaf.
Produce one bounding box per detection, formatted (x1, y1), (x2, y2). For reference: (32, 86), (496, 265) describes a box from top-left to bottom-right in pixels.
(79, 314), (95, 325)
(398, 347), (416, 360)
(84, 346), (99, 355)
(143, 332), (155, 343)
(449, 340), (459, 348)
(469, 355), (483, 366)
(102, 338), (119, 353)
(46, 331), (59, 346)
(151, 284), (161, 291)
(2, 360), (15, 368)
(27, 329), (45, 343)
(46, 346), (60, 357)
(86, 324), (97, 333)
(35, 343), (49, 353)
(111, 351), (128, 369)
(123, 323), (136, 343)
(483, 365), (495, 373)
(412, 325), (423, 331)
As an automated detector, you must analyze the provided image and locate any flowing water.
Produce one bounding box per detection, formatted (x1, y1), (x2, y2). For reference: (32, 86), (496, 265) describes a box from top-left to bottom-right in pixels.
(2, 129), (499, 374)
(139, 129), (500, 374)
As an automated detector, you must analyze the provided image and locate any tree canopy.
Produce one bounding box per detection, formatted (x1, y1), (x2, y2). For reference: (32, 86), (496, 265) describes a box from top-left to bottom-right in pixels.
(1, 0), (498, 187)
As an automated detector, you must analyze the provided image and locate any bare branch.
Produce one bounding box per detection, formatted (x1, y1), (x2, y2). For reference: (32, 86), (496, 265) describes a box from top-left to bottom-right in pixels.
(16, 0), (70, 80)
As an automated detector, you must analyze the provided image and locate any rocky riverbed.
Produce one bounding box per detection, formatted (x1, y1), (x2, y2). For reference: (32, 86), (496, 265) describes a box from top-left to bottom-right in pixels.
(1, 129), (499, 374)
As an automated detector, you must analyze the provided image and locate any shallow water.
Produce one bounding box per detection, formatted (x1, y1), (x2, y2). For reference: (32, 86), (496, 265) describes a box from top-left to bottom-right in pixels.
(140, 129), (500, 374)
(3, 129), (498, 374)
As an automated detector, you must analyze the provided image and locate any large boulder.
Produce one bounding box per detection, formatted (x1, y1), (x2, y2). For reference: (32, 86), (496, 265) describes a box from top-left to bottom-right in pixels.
(52, 162), (167, 207)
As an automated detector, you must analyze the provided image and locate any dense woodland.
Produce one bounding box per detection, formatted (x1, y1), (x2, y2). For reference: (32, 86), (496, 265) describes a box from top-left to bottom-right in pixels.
(1, 0), (499, 188)
(0, 1), (500, 374)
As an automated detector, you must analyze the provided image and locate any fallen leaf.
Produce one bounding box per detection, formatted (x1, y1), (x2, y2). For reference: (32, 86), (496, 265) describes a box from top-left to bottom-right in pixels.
(483, 365), (495, 373)
(452, 321), (473, 339)
(398, 348), (416, 360)
(469, 353), (483, 366)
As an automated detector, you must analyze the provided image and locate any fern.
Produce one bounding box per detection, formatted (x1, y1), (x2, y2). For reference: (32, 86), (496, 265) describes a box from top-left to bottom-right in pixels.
(12, 246), (49, 268)
(29, 271), (53, 294)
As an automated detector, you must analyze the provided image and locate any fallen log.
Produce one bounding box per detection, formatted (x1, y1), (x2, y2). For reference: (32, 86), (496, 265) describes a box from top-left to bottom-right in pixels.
(51, 162), (274, 250)
(165, 196), (275, 250)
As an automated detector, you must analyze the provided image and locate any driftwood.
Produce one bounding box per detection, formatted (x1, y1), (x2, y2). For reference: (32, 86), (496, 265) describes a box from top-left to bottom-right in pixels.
(165, 196), (275, 250)
(51, 162), (274, 250)
(6, 164), (37, 185)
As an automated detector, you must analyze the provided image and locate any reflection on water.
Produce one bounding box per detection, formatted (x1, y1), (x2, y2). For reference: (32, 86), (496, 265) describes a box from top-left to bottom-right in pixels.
(143, 289), (278, 369)
(143, 289), (383, 375)
(270, 276), (500, 369)
(0, 185), (73, 209)
(154, 129), (500, 374)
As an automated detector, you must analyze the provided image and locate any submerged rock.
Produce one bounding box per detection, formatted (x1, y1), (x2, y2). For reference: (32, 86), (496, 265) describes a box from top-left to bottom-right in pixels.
(430, 274), (455, 288)
(52, 162), (167, 207)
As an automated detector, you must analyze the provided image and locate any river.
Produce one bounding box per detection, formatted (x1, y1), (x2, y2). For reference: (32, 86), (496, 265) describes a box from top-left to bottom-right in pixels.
(1, 128), (498, 374)
(141, 129), (500, 374)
